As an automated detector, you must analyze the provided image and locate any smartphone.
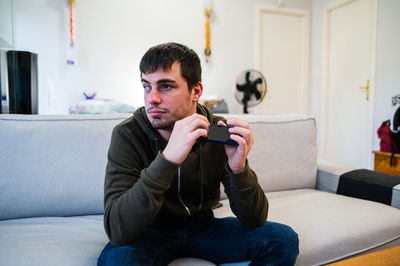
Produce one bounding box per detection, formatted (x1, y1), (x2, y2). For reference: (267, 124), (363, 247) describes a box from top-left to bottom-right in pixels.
(198, 124), (239, 146)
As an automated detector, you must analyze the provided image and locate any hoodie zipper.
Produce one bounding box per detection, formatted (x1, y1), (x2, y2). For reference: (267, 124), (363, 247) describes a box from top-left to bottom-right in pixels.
(178, 167), (191, 216)
(140, 107), (207, 218)
(177, 144), (204, 217)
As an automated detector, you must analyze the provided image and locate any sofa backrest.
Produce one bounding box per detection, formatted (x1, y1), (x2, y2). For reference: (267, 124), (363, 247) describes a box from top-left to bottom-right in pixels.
(0, 113), (317, 220)
(231, 114), (317, 194)
(0, 114), (130, 220)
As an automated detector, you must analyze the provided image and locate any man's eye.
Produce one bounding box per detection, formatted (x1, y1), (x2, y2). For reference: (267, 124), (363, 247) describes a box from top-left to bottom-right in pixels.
(143, 85), (151, 92)
(161, 85), (171, 91)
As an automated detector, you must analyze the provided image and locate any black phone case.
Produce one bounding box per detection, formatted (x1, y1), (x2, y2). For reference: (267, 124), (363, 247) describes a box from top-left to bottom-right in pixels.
(198, 124), (239, 146)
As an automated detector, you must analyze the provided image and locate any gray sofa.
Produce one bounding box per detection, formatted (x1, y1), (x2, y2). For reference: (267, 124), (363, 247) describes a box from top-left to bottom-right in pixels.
(1, 113), (400, 266)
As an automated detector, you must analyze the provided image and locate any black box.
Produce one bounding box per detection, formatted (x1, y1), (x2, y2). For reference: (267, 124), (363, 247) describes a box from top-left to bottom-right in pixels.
(7, 51), (38, 114)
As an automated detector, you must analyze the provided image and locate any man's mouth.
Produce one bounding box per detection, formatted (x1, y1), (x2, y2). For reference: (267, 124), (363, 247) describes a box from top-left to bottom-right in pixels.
(148, 107), (168, 117)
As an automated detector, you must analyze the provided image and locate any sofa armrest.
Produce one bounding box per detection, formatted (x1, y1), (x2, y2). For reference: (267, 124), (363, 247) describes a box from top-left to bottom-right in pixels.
(316, 159), (400, 209)
(393, 185), (400, 209)
(316, 159), (359, 193)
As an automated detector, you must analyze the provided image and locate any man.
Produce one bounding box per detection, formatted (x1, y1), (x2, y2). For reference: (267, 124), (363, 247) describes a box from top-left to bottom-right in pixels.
(98, 42), (299, 265)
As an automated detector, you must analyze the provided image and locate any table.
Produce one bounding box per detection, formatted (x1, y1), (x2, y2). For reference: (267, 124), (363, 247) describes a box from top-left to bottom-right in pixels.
(373, 151), (400, 176)
(328, 245), (400, 266)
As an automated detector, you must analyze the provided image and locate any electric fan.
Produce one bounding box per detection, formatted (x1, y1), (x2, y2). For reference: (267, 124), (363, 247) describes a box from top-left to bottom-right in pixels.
(234, 69), (267, 113)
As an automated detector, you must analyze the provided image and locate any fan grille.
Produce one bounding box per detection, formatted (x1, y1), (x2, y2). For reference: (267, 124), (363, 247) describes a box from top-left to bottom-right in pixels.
(234, 69), (267, 113)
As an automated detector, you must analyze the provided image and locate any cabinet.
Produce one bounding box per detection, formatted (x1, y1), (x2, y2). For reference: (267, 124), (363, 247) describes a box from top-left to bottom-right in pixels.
(372, 151), (400, 176)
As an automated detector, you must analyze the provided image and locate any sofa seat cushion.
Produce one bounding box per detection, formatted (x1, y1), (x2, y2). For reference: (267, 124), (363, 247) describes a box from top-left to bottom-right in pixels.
(0, 214), (248, 266)
(169, 258), (249, 266)
(0, 215), (108, 266)
(213, 189), (400, 266)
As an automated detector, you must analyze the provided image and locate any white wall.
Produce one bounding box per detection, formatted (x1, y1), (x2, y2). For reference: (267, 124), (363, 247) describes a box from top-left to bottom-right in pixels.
(309, 0), (330, 126)
(0, 0), (13, 48)
(373, 0), (400, 150)
(11, 0), (311, 114)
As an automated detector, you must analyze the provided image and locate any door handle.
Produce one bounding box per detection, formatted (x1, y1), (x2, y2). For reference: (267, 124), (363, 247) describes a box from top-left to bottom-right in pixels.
(360, 79), (370, 101)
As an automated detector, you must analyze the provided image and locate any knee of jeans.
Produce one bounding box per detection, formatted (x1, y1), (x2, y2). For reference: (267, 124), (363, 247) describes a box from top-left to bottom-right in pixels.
(284, 225), (299, 252)
(269, 223), (299, 254)
(267, 223), (299, 265)
(249, 223), (299, 265)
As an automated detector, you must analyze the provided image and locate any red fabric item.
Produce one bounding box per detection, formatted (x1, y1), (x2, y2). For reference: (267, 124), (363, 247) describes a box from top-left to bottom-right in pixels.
(377, 120), (399, 153)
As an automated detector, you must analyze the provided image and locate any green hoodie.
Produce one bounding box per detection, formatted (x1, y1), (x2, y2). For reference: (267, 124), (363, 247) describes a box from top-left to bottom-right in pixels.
(104, 104), (268, 246)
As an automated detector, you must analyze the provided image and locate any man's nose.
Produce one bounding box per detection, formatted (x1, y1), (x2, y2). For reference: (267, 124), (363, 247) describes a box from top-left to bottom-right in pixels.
(148, 88), (162, 104)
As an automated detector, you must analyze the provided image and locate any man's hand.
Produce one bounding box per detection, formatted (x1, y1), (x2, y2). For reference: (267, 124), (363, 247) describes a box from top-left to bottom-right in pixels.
(217, 118), (254, 173)
(162, 114), (209, 165)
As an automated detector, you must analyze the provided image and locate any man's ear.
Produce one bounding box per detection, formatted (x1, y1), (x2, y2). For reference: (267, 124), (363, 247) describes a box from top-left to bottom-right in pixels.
(191, 81), (203, 102)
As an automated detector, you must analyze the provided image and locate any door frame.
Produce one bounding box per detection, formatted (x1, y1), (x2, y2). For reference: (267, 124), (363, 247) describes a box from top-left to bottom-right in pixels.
(254, 4), (310, 114)
(320, 0), (378, 166)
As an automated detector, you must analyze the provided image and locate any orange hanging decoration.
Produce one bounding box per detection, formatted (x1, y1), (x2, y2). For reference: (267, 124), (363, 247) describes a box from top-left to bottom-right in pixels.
(66, 0), (77, 65)
(69, 0), (75, 47)
(204, 6), (212, 62)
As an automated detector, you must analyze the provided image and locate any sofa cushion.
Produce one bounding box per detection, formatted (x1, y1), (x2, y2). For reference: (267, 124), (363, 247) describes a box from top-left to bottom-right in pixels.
(233, 114), (317, 193)
(0, 114), (130, 220)
(169, 258), (249, 266)
(0, 215), (108, 266)
(213, 189), (400, 265)
(0, 214), (248, 266)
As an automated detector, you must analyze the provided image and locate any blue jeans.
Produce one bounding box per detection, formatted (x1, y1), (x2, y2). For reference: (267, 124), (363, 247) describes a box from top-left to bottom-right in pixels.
(98, 217), (299, 266)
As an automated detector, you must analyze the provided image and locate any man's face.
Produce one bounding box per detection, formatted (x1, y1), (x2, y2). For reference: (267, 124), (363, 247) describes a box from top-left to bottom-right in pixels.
(142, 62), (201, 132)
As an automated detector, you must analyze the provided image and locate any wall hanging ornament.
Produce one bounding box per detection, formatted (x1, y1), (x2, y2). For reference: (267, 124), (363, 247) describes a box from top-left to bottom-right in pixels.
(204, 4), (212, 62)
(66, 0), (77, 65)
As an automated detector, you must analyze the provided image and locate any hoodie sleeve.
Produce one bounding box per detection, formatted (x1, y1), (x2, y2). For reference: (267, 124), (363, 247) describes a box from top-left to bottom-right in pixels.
(103, 125), (178, 246)
(222, 161), (269, 229)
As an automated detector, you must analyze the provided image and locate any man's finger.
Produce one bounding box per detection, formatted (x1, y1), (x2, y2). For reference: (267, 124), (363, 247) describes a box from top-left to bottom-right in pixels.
(229, 127), (252, 145)
(217, 120), (226, 126)
(225, 118), (250, 129)
(187, 117), (210, 133)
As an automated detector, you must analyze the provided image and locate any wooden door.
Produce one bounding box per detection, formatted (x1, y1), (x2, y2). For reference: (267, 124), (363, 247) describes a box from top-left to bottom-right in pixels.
(253, 5), (309, 114)
(322, 0), (377, 169)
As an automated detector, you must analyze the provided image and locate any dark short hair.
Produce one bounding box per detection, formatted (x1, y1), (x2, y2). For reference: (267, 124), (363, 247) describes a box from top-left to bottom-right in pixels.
(139, 42), (202, 90)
